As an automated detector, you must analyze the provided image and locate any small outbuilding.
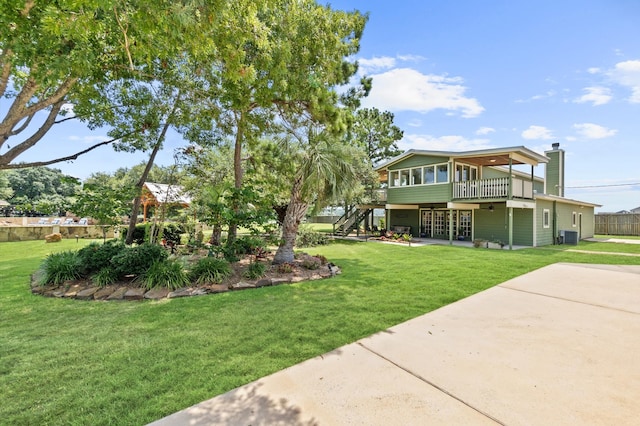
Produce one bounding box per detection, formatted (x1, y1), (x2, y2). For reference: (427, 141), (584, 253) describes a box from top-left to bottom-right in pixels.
(140, 182), (191, 222)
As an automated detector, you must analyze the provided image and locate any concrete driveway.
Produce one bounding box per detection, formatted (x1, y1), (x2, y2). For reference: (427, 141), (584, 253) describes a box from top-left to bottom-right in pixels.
(150, 263), (640, 425)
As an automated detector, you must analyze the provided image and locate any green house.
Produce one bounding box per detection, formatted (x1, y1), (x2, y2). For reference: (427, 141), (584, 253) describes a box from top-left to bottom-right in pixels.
(373, 143), (600, 249)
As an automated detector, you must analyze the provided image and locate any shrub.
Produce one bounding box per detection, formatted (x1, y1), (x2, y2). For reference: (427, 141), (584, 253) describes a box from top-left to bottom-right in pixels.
(91, 267), (119, 287)
(277, 262), (294, 274)
(234, 236), (267, 255)
(161, 222), (184, 246)
(40, 251), (82, 285)
(190, 257), (232, 284)
(78, 240), (126, 275)
(111, 243), (168, 278)
(301, 256), (321, 270)
(121, 224), (148, 245)
(244, 262), (267, 279)
(143, 260), (190, 290)
(296, 226), (329, 247)
(313, 254), (328, 265)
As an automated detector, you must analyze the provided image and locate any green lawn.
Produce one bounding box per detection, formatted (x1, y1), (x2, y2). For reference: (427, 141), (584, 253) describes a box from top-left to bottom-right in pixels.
(1, 239), (639, 425)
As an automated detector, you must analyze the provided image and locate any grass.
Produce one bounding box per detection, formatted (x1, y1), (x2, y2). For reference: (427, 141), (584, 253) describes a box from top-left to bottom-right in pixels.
(1, 238), (639, 425)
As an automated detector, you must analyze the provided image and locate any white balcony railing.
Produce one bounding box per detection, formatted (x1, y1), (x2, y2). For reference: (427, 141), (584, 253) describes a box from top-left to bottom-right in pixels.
(453, 177), (533, 200)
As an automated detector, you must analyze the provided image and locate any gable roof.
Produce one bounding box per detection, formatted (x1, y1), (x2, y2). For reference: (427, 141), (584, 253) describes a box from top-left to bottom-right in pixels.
(375, 146), (549, 170)
(142, 182), (191, 205)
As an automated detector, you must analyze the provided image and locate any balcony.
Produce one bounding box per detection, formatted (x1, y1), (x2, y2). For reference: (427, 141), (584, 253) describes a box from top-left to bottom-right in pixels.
(453, 177), (533, 200)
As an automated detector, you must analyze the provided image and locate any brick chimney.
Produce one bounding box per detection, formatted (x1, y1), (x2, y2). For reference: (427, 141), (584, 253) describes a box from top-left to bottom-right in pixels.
(544, 143), (565, 197)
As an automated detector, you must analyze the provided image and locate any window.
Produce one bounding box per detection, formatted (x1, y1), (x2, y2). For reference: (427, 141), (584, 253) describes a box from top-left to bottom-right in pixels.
(436, 164), (449, 183)
(400, 169), (410, 186)
(390, 171), (399, 187)
(423, 166), (435, 184)
(455, 164), (478, 182)
(389, 162), (448, 187)
(411, 168), (422, 185)
(572, 212), (577, 227)
(543, 209), (550, 228)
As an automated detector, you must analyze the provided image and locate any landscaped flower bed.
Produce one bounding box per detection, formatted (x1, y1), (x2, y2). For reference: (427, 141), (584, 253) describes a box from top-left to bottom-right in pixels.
(32, 239), (340, 301)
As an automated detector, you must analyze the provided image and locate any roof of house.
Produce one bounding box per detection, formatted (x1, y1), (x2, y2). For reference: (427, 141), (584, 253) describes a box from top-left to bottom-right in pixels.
(375, 146), (550, 171)
(0, 199), (9, 207)
(535, 193), (602, 208)
(142, 182), (191, 205)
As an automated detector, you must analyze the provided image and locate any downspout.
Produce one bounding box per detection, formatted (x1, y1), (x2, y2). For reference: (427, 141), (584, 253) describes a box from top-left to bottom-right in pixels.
(553, 201), (558, 244)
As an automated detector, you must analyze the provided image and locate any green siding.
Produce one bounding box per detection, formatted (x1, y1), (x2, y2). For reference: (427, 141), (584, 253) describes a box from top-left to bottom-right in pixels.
(534, 199), (596, 246)
(545, 150), (563, 196)
(474, 204), (533, 245)
(533, 181), (544, 193)
(535, 200), (555, 246)
(391, 155), (449, 170)
(474, 205), (508, 243)
(387, 183), (452, 204)
(388, 209), (420, 236)
(482, 167), (509, 179)
(512, 208), (534, 246)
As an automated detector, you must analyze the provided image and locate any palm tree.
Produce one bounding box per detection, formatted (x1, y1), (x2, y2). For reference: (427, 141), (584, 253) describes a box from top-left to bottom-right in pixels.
(273, 131), (363, 264)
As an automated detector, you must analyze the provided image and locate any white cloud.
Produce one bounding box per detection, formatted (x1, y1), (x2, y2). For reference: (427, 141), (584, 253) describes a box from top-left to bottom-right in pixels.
(572, 123), (617, 139)
(475, 126), (495, 135)
(608, 59), (640, 103)
(587, 67), (601, 74)
(358, 54), (426, 75)
(400, 134), (493, 152)
(574, 86), (612, 106)
(358, 56), (397, 74)
(406, 119), (423, 127)
(521, 125), (554, 140)
(362, 68), (484, 118)
(516, 90), (556, 103)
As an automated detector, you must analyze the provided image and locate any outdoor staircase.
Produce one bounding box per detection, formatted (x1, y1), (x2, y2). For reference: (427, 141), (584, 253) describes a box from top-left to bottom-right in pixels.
(333, 206), (374, 236)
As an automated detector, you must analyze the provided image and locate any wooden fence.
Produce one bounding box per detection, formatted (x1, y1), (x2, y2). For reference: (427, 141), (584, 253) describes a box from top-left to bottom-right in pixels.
(595, 213), (640, 236)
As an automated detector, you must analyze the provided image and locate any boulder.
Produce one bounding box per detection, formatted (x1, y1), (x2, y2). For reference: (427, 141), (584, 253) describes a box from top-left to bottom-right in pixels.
(44, 233), (62, 243)
(144, 288), (170, 300)
(107, 287), (128, 301)
(124, 288), (146, 300)
(76, 287), (99, 300)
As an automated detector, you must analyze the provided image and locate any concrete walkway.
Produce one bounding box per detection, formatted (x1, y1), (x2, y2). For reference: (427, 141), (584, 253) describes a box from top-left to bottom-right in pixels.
(150, 263), (640, 426)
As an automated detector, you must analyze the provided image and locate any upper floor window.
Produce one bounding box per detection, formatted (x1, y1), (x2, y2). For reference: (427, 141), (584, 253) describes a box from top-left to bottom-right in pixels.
(389, 163), (449, 187)
(455, 163), (478, 182)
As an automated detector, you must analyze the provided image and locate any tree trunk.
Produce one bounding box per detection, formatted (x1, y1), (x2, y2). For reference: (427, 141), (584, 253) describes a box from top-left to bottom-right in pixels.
(124, 132), (169, 244)
(209, 224), (222, 246)
(227, 111), (246, 247)
(273, 176), (308, 264)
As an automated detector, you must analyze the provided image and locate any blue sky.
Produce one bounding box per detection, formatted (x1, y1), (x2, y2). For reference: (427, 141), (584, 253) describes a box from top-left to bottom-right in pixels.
(12, 0), (640, 212)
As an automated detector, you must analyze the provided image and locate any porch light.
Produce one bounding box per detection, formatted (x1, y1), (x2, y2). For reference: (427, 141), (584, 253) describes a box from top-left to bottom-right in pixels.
(489, 159), (496, 163)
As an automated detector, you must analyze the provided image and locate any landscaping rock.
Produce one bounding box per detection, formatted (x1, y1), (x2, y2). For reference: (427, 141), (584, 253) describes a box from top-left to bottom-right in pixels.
(64, 284), (85, 298)
(107, 287), (128, 301)
(93, 286), (117, 300)
(191, 288), (208, 296)
(208, 284), (228, 294)
(230, 281), (256, 290)
(76, 287), (99, 300)
(124, 288), (146, 300)
(271, 277), (291, 286)
(144, 288), (170, 300)
(255, 278), (272, 288)
(168, 288), (192, 298)
(44, 232), (62, 243)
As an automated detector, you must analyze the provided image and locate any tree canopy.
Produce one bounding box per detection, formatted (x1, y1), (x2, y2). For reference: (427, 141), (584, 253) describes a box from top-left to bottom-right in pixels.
(0, 0), (219, 170)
